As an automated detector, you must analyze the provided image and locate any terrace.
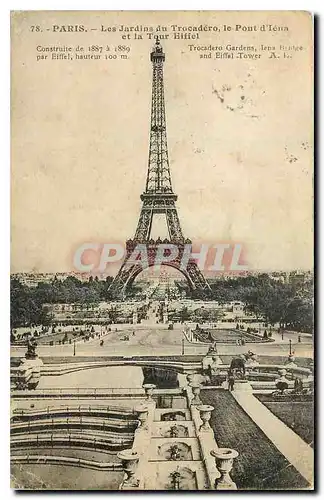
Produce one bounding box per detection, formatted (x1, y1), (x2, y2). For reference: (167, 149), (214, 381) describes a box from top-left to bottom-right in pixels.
(10, 337), (314, 490)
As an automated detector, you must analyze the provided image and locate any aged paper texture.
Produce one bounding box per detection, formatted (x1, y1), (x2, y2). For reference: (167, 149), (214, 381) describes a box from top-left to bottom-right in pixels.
(11, 11), (314, 491)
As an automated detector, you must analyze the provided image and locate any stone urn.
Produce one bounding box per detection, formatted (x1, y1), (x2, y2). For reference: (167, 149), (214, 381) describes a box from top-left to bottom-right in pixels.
(134, 403), (149, 429)
(211, 448), (239, 490)
(197, 404), (214, 432)
(190, 383), (202, 405)
(142, 383), (156, 401)
(117, 449), (140, 488)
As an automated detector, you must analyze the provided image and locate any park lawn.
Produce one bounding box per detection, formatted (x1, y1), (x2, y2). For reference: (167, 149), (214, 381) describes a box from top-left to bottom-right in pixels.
(200, 389), (310, 490)
(255, 394), (314, 447)
(36, 331), (85, 345)
(209, 328), (269, 343)
(35, 326), (104, 345)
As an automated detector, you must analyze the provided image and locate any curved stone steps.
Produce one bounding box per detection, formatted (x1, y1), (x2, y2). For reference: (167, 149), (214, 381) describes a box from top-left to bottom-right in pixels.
(11, 431), (133, 451)
(11, 405), (136, 422)
(11, 416), (137, 434)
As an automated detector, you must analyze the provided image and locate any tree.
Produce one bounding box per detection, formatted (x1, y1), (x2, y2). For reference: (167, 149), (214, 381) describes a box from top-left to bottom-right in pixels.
(284, 298), (313, 333)
(179, 307), (190, 323)
(11, 278), (52, 328)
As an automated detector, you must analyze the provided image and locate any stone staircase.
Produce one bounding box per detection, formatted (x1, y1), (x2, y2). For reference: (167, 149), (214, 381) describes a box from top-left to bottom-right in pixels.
(118, 385), (239, 490)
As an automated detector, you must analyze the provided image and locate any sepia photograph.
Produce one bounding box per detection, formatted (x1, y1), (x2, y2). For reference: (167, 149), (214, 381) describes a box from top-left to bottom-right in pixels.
(10, 10), (314, 491)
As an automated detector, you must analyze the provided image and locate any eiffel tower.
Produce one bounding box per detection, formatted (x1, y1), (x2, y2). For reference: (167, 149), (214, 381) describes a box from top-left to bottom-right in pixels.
(109, 39), (210, 299)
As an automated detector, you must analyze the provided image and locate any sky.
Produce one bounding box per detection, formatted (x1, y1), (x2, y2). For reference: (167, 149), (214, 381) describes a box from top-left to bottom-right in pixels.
(11, 11), (313, 273)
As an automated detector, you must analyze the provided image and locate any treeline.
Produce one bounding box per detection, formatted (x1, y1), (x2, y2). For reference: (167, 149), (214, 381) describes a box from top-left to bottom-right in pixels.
(208, 274), (314, 333)
(11, 273), (314, 333)
(33, 275), (114, 304)
(11, 278), (52, 329)
(10, 276), (114, 328)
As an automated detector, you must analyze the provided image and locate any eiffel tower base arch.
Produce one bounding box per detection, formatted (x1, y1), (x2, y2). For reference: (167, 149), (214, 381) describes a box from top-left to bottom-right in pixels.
(109, 241), (210, 300)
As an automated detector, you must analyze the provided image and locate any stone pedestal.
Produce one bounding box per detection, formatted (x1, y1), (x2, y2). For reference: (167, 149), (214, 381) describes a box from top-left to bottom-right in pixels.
(211, 448), (239, 490)
(16, 356), (43, 390)
(285, 355), (297, 369)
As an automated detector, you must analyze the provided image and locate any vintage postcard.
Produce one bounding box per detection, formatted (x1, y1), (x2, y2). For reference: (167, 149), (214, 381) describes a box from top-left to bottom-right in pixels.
(10, 11), (314, 491)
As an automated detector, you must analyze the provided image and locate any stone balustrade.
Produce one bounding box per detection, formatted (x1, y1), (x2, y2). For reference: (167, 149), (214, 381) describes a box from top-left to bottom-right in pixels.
(185, 385), (239, 490)
(186, 385), (220, 489)
(119, 396), (156, 490)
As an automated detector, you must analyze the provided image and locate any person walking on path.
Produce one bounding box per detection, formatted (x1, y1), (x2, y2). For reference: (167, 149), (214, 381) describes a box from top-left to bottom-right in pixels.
(228, 372), (235, 392)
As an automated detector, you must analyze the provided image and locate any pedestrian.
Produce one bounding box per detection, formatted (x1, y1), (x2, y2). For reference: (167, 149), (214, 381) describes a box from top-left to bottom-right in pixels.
(228, 373), (235, 392)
